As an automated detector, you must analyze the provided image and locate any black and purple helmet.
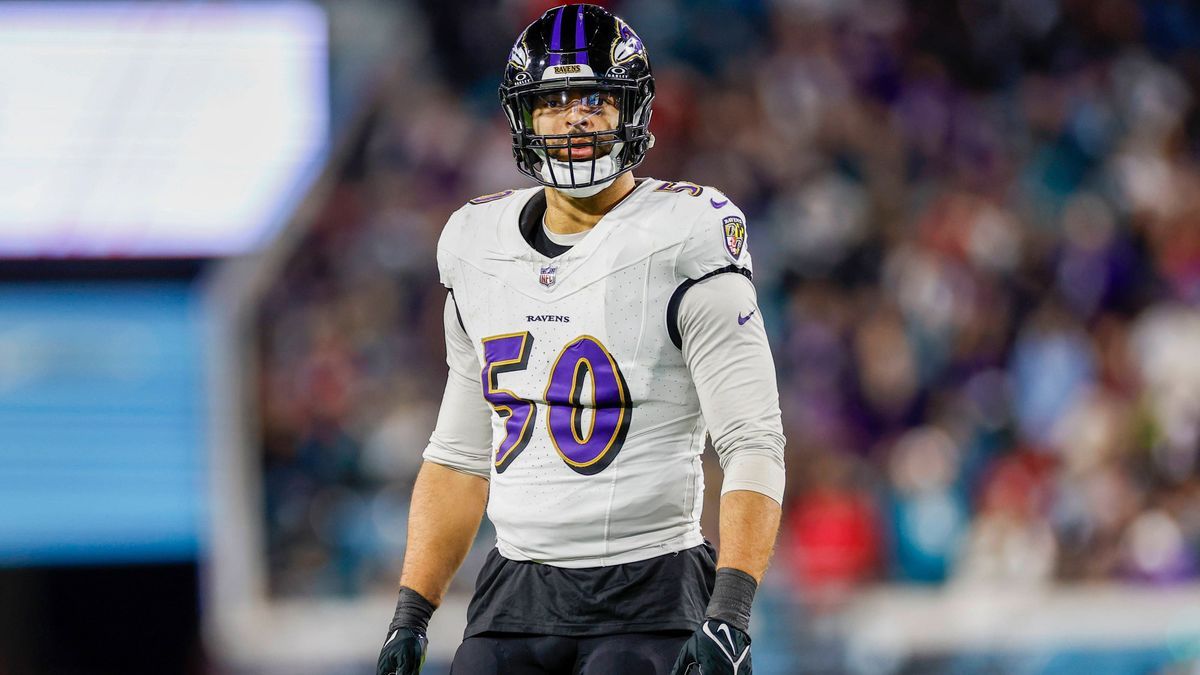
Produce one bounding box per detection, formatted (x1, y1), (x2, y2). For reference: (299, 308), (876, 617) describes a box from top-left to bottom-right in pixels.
(499, 4), (655, 192)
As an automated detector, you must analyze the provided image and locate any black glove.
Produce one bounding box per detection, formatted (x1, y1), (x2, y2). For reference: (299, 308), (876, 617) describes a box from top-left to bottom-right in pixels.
(376, 587), (435, 675)
(376, 627), (427, 675)
(671, 567), (758, 674)
(670, 618), (752, 674)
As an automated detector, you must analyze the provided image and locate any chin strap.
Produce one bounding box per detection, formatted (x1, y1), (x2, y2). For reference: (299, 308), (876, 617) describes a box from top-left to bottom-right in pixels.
(537, 138), (626, 196)
(552, 175), (618, 198)
(539, 154), (620, 196)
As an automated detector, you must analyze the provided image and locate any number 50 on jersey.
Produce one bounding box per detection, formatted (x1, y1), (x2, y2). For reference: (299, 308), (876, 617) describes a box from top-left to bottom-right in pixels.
(481, 332), (632, 476)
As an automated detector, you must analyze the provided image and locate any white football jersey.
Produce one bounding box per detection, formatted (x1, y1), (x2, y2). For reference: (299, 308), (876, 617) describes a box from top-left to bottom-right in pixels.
(433, 178), (753, 567)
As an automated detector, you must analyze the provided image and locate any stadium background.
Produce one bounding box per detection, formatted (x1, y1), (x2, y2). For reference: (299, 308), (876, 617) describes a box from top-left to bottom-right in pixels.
(0, 0), (1199, 673)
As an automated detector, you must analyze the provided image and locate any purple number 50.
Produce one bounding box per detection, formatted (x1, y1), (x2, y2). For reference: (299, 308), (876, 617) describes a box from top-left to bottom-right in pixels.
(481, 332), (631, 475)
(481, 332), (536, 472)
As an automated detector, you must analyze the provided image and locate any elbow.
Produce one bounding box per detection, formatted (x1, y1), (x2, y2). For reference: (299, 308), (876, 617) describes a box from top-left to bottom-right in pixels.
(717, 437), (786, 505)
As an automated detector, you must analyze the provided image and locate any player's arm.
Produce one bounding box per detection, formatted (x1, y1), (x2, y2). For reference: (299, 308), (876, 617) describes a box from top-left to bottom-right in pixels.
(400, 291), (492, 605)
(399, 462), (488, 602)
(672, 271), (785, 675)
(379, 292), (492, 675)
(713, 490), (781, 579)
(680, 270), (784, 582)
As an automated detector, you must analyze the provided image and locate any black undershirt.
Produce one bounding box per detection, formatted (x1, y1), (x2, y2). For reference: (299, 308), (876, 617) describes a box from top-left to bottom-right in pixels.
(517, 179), (651, 258)
(518, 189), (573, 258)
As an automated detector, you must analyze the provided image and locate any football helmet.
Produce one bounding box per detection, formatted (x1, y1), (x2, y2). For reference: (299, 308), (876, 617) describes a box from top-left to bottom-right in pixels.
(499, 4), (655, 197)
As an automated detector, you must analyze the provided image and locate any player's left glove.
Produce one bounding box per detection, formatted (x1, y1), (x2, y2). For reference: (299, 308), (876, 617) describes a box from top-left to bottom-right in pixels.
(376, 587), (434, 675)
(670, 618), (752, 674)
(376, 626), (427, 675)
(670, 567), (759, 674)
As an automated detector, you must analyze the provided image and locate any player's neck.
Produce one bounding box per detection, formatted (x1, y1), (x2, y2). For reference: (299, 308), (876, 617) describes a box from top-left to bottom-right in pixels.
(543, 172), (637, 235)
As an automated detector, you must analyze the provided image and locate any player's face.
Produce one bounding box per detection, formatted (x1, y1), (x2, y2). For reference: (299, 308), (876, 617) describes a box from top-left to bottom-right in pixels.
(530, 88), (620, 161)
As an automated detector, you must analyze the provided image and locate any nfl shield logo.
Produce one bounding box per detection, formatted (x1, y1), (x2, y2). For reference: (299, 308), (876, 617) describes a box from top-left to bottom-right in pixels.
(539, 265), (557, 287)
(723, 216), (746, 260)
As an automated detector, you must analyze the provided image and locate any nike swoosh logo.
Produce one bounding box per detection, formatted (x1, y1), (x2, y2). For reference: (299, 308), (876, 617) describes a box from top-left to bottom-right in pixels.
(710, 197), (728, 209)
(702, 621), (751, 672)
(738, 310), (756, 325)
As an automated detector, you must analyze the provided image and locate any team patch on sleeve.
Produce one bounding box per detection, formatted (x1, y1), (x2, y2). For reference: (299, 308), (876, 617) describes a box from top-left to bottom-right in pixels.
(722, 215), (746, 260)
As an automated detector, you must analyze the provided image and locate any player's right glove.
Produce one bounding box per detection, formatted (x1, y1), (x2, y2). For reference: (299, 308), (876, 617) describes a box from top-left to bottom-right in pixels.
(376, 587), (435, 675)
(670, 618), (752, 674)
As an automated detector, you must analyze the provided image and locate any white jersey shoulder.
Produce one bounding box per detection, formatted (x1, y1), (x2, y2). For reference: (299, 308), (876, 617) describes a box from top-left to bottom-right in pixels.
(437, 180), (752, 288)
(649, 180), (753, 281)
(436, 186), (540, 288)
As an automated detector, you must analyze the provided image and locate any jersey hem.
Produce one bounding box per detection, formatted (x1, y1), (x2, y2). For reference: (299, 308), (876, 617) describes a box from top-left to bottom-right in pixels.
(463, 618), (700, 639)
(719, 479), (784, 505)
(422, 448), (490, 480)
(495, 530), (705, 568)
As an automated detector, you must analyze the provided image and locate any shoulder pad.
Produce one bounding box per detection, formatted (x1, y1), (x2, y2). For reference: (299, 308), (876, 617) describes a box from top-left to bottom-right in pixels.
(449, 186), (533, 243)
(675, 188), (752, 280)
(435, 206), (471, 288)
(649, 179), (707, 199)
(643, 179), (736, 223)
(465, 189), (520, 206)
(439, 186), (538, 287)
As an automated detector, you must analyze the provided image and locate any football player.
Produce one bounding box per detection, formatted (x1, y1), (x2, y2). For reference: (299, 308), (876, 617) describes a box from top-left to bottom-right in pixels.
(377, 5), (784, 674)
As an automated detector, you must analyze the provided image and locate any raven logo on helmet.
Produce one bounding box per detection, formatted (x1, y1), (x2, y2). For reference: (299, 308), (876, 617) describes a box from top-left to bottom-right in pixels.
(508, 40), (530, 71)
(611, 20), (645, 65)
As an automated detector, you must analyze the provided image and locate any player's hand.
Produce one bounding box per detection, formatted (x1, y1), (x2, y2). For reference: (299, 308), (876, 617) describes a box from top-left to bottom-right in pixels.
(670, 619), (752, 674)
(376, 626), (427, 675)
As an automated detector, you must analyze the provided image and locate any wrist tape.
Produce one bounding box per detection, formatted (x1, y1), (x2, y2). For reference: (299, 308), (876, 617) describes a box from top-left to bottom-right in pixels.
(705, 567), (757, 633)
(389, 586), (436, 634)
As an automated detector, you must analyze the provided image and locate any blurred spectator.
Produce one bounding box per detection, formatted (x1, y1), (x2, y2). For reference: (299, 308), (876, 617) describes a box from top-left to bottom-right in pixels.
(785, 451), (882, 600)
(887, 426), (968, 583)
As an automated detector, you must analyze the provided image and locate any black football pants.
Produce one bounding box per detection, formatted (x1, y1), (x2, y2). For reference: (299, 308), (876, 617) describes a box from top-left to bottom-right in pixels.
(449, 630), (691, 674)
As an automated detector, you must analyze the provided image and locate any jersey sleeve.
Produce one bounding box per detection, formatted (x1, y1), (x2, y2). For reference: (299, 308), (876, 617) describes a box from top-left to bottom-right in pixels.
(674, 197), (753, 281)
(677, 272), (785, 504)
(421, 292), (493, 479)
(667, 196), (755, 350)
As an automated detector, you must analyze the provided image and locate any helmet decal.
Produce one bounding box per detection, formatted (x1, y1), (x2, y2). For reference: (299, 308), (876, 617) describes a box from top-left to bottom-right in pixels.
(542, 63), (596, 80)
(508, 39), (530, 71)
(611, 19), (645, 65)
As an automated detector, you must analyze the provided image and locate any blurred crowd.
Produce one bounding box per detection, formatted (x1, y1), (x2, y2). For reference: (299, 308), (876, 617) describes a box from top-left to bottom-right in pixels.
(256, 0), (1200, 601)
